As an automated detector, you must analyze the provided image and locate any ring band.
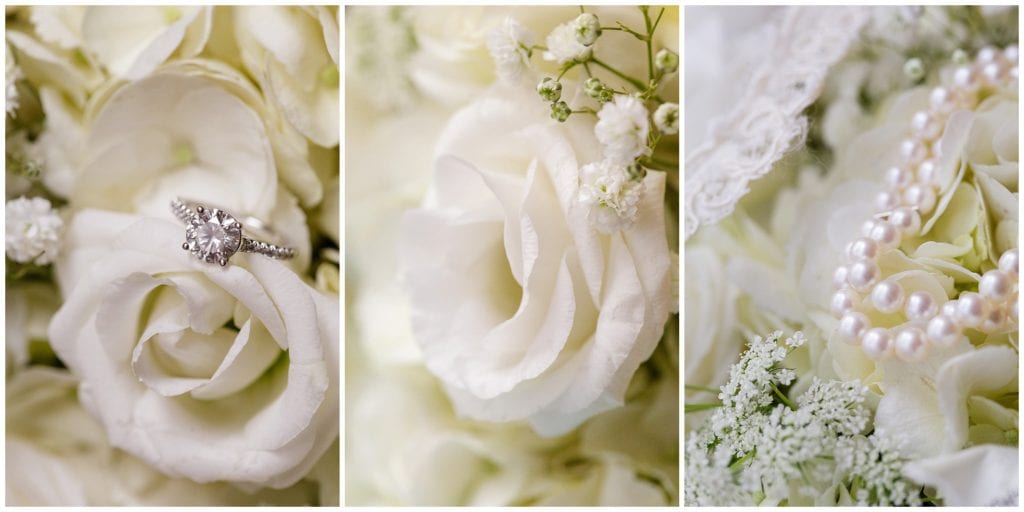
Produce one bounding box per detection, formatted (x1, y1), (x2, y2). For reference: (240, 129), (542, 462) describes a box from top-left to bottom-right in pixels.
(171, 198), (295, 266)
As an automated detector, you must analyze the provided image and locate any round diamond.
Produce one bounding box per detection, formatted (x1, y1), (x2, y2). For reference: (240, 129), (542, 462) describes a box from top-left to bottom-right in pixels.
(184, 207), (242, 265)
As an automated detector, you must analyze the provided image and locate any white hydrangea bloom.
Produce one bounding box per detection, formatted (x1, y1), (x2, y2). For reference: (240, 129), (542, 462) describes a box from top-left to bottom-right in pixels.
(6, 42), (20, 115)
(595, 95), (650, 165)
(577, 159), (645, 233)
(653, 102), (679, 134)
(542, 20), (592, 64)
(6, 197), (63, 265)
(486, 16), (534, 82)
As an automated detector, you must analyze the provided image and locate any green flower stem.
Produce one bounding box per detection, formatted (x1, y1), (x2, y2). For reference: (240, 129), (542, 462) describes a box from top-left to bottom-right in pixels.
(557, 62), (578, 81)
(770, 382), (797, 411)
(571, 108), (597, 116)
(590, 57), (647, 92)
(685, 384), (720, 394)
(685, 403), (723, 413)
(642, 7), (654, 81)
(729, 449), (756, 472)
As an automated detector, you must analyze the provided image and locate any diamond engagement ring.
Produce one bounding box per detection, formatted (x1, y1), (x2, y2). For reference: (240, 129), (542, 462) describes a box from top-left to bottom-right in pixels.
(171, 198), (295, 266)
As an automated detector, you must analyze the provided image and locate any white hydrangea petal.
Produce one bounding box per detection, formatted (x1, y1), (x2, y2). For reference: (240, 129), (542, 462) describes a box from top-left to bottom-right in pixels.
(935, 346), (1018, 452)
(903, 444), (1018, 506)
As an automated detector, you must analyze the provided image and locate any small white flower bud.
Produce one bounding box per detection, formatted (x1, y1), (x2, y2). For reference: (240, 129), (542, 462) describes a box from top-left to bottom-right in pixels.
(6, 196), (63, 265)
(550, 101), (571, 122)
(653, 102), (679, 134)
(903, 57), (924, 80)
(574, 12), (601, 46)
(537, 77), (562, 102)
(655, 48), (679, 74)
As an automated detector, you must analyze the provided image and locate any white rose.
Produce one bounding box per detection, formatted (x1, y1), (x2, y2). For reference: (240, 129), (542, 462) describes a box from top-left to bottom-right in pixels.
(6, 367), (323, 505)
(234, 6), (339, 148)
(47, 210), (338, 489)
(65, 70), (311, 270)
(346, 348), (677, 505)
(80, 6), (212, 79)
(398, 85), (674, 436)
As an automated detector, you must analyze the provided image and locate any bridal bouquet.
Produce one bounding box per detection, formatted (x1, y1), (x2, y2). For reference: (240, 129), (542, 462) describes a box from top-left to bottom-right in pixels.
(5, 6), (339, 505)
(685, 6), (1018, 506)
(346, 5), (679, 505)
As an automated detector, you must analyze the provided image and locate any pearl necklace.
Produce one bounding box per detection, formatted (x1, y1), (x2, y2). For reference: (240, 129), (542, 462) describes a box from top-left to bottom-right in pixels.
(830, 45), (1020, 362)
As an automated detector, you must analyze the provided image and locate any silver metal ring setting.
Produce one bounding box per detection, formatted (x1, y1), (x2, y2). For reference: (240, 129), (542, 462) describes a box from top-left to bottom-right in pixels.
(171, 198), (295, 266)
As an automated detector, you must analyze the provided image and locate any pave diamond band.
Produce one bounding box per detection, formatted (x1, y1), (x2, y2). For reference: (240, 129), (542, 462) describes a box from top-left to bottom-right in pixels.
(171, 198), (295, 266)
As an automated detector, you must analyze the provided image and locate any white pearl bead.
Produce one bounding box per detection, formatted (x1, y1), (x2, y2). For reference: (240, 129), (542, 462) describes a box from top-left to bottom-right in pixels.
(911, 111), (941, 140)
(833, 265), (850, 289)
(976, 46), (999, 65)
(899, 139), (928, 166)
(861, 328), (893, 360)
(955, 292), (989, 328)
(884, 165), (914, 189)
(982, 62), (1005, 84)
(998, 248), (1019, 276)
(895, 327), (928, 362)
(952, 65), (980, 92)
(916, 159), (939, 186)
(1011, 66), (1019, 82)
(1010, 296), (1018, 322)
(903, 184), (937, 215)
(979, 306), (1006, 333)
(926, 315), (962, 348)
(941, 300), (959, 318)
(875, 190), (900, 213)
(848, 261), (881, 292)
(889, 207), (921, 235)
(848, 237), (880, 261)
(861, 219), (879, 237)
(872, 279), (905, 314)
(838, 311), (870, 345)
(831, 289), (861, 317)
(1005, 45), (1019, 64)
(869, 221), (901, 250)
(929, 86), (955, 114)
(904, 290), (937, 320)
(979, 270), (1013, 302)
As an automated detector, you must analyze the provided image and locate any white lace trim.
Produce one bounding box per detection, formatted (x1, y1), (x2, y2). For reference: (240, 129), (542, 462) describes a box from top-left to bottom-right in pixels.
(684, 6), (870, 240)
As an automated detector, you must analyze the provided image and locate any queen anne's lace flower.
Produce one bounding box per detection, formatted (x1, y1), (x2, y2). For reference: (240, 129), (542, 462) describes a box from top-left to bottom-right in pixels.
(577, 159), (645, 233)
(595, 95), (650, 165)
(486, 17), (534, 82)
(5, 197), (63, 265)
(686, 331), (921, 506)
(543, 20), (592, 64)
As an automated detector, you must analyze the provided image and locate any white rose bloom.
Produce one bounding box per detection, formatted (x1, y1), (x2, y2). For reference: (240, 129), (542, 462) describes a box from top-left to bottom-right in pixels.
(398, 85), (674, 436)
(486, 16), (534, 83)
(6, 367), (323, 505)
(5, 28), (102, 108)
(5, 196), (63, 265)
(543, 20), (591, 64)
(65, 71), (311, 270)
(47, 210), (338, 489)
(29, 6), (86, 49)
(595, 95), (650, 165)
(234, 6), (339, 148)
(81, 6), (212, 79)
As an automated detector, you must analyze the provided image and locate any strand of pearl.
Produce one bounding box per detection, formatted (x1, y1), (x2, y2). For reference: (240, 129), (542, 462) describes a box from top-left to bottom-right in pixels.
(830, 45), (1019, 362)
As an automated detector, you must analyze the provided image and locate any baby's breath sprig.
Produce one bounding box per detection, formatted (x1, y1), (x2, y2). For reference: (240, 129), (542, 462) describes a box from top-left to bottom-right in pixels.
(486, 7), (679, 234)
